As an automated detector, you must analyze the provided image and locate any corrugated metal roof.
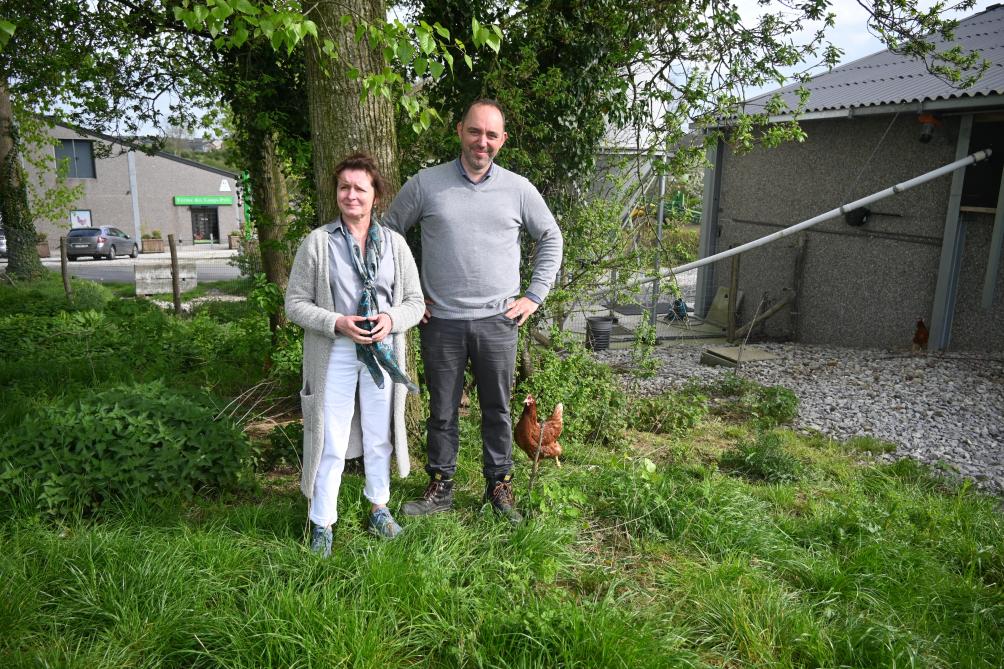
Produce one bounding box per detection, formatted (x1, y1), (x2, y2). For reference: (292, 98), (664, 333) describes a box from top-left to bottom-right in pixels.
(743, 4), (1004, 115)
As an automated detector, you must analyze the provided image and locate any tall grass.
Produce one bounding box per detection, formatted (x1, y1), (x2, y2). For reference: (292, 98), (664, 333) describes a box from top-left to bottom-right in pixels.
(3, 276), (1002, 667)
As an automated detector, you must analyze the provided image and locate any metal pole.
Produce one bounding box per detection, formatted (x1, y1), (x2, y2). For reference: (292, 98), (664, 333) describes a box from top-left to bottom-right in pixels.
(981, 164), (1004, 310)
(667, 149), (992, 275)
(727, 253), (739, 341)
(649, 174), (666, 326)
(127, 150), (142, 241)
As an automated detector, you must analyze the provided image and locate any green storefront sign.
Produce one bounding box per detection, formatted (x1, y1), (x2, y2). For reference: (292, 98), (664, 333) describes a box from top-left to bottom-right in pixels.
(174, 195), (234, 206)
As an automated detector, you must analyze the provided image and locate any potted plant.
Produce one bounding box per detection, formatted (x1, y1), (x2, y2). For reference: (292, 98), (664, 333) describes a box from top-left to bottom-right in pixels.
(35, 232), (50, 258)
(142, 229), (165, 253)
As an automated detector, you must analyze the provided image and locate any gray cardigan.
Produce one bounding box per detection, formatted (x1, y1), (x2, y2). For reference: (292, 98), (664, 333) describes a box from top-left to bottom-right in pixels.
(285, 222), (425, 500)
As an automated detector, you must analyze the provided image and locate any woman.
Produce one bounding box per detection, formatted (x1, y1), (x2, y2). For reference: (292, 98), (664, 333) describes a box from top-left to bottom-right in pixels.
(285, 153), (424, 556)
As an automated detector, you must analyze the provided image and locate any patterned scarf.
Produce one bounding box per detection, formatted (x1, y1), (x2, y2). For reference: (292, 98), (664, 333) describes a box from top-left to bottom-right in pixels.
(344, 220), (418, 394)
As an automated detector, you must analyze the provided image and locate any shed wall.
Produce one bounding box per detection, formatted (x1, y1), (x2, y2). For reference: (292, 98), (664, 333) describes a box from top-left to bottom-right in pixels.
(711, 114), (1002, 352)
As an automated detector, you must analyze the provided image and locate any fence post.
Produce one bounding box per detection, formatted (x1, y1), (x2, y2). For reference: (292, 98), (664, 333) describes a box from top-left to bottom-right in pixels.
(168, 234), (182, 315)
(59, 236), (72, 303)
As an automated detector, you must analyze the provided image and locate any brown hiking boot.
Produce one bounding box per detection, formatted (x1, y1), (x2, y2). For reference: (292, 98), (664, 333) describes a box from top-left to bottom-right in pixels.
(485, 473), (523, 523)
(402, 475), (454, 516)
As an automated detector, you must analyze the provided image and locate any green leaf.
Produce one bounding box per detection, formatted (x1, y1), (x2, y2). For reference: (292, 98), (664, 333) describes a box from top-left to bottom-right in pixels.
(464, 54), (473, 70)
(233, 23), (249, 47)
(434, 23), (450, 39)
(428, 60), (444, 79)
(442, 51), (454, 73)
(418, 28), (434, 55)
(211, 2), (233, 21)
(0, 19), (17, 37)
(397, 39), (414, 64)
(303, 20), (318, 39)
(485, 31), (501, 53)
(232, 0), (259, 15)
(414, 57), (427, 77)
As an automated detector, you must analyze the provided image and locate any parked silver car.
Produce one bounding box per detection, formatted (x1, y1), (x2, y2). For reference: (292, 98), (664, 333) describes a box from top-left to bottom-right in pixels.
(0, 226), (7, 258)
(66, 226), (139, 260)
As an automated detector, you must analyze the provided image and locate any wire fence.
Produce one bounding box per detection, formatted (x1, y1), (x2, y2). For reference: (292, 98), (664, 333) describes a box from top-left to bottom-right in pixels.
(39, 235), (722, 349)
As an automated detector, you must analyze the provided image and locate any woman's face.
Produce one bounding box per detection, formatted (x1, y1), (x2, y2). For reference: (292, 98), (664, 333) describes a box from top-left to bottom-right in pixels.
(337, 168), (377, 221)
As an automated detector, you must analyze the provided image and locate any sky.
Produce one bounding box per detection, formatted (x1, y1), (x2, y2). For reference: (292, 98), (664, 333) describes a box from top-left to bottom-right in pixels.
(737, 0), (996, 99)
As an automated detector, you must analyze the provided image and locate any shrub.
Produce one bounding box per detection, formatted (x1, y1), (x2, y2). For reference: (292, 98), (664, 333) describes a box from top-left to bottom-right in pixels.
(0, 382), (253, 515)
(516, 331), (628, 446)
(719, 431), (803, 484)
(630, 389), (709, 435)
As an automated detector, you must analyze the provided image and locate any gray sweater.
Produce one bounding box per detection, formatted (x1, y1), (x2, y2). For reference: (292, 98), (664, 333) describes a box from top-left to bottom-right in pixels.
(382, 160), (563, 320)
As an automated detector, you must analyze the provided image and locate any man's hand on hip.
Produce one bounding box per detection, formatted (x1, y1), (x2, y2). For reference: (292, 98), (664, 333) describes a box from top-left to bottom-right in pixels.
(504, 296), (540, 326)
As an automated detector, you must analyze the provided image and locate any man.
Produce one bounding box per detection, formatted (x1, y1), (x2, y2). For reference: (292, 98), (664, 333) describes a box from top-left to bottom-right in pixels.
(382, 98), (563, 522)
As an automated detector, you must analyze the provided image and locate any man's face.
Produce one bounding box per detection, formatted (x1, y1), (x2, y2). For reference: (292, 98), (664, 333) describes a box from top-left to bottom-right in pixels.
(457, 104), (507, 175)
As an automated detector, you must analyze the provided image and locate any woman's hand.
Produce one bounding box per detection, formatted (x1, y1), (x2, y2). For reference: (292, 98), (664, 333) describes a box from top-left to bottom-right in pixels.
(368, 313), (393, 342)
(335, 315), (376, 344)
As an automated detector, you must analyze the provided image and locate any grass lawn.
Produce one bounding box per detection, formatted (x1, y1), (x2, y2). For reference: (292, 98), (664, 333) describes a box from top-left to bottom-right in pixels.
(4, 424), (1002, 668)
(1, 275), (1002, 668)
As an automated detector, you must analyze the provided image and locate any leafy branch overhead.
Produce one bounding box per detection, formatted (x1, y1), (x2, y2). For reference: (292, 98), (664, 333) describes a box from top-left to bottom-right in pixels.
(171, 0), (502, 134)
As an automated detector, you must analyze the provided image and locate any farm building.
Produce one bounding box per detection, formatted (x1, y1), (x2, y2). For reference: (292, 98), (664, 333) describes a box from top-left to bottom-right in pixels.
(695, 4), (1004, 353)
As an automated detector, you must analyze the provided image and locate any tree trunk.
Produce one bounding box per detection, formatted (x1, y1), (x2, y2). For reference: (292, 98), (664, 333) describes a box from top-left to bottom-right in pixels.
(0, 80), (44, 280)
(305, 0), (400, 224)
(248, 130), (292, 332)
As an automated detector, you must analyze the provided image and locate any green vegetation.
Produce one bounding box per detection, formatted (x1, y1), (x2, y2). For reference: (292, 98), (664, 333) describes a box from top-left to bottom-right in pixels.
(2, 382), (252, 515)
(2, 278), (1002, 668)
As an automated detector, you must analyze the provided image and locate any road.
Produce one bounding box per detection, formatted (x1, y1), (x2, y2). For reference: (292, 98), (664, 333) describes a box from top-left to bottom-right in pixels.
(22, 253), (245, 284)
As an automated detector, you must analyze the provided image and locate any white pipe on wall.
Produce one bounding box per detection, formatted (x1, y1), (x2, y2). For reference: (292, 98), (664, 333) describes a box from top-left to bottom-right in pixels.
(668, 149), (992, 275)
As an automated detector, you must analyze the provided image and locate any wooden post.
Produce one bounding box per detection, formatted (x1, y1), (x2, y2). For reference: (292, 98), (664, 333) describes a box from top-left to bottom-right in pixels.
(59, 236), (72, 303)
(727, 253), (739, 341)
(168, 234), (182, 315)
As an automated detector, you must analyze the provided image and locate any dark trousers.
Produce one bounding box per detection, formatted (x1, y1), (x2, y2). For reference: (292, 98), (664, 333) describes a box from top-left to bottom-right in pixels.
(420, 314), (518, 480)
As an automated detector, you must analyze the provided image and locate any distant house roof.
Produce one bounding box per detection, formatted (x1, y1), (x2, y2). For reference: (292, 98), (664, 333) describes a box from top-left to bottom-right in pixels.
(55, 122), (237, 178)
(743, 3), (1004, 119)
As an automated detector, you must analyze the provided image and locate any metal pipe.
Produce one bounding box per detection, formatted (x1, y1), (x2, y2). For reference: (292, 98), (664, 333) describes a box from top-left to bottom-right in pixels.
(649, 174), (666, 326)
(668, 149), (992, 275)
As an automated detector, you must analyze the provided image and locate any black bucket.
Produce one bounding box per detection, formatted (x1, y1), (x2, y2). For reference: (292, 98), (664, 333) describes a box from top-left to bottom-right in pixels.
(585, 316), (614, 351)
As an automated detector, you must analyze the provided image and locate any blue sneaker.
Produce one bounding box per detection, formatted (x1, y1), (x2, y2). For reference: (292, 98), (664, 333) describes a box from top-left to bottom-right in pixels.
(310, 523), (332, 557)
(368, 507), (403, 539)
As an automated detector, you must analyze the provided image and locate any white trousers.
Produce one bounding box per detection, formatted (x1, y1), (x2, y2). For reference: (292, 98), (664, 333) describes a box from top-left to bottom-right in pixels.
(309, 337), (393, 528)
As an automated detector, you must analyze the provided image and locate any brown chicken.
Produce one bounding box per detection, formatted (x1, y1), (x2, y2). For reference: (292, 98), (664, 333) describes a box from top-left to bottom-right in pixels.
(912, 318), (929, 352)
(514, 394), (564, 468)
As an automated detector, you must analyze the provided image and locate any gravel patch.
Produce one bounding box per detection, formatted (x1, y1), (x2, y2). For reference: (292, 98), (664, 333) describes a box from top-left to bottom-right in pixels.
(595, 343), (1004, 497)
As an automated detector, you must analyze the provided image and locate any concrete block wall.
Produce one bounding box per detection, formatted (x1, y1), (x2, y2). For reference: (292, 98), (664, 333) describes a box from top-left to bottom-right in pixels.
(709, 114), (1003, 352)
